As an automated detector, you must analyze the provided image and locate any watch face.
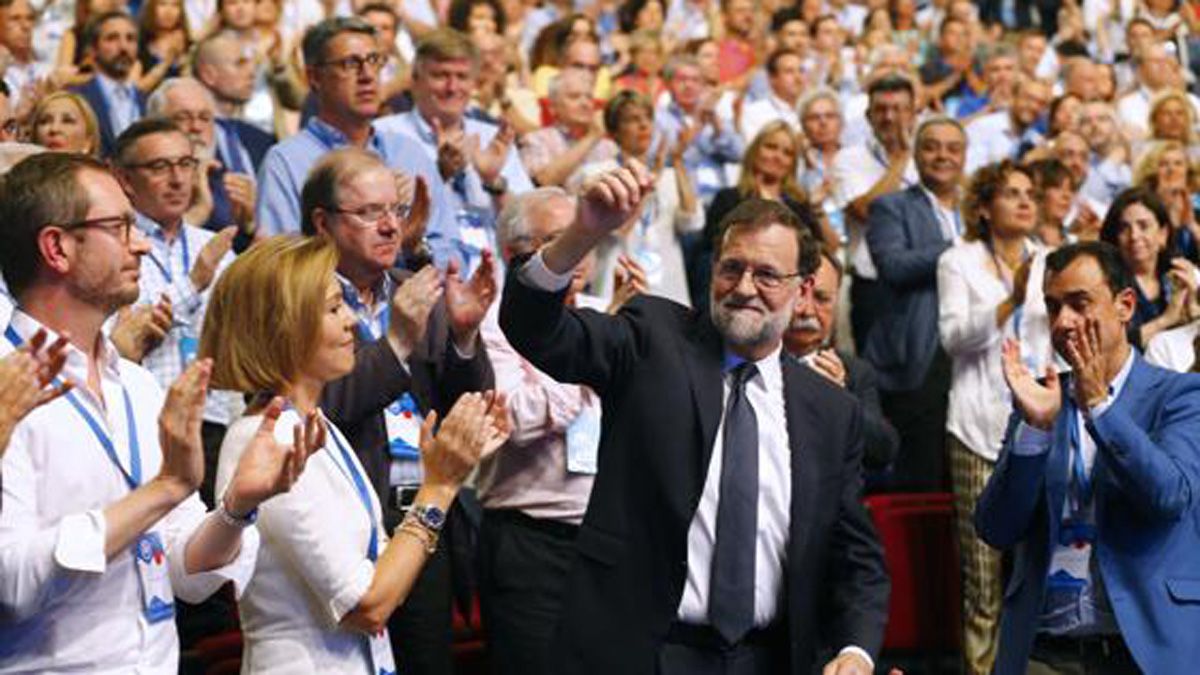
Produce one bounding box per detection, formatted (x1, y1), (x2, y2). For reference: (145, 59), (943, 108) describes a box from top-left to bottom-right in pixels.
(420, 505), (446, 529)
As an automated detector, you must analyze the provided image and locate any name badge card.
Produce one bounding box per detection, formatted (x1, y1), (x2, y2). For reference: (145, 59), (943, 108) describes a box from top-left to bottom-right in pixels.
(370, 628), (397, 675)
(566, 403), (601, 475)
(385, 392), (423, 461)
(133, 531), (175, 623)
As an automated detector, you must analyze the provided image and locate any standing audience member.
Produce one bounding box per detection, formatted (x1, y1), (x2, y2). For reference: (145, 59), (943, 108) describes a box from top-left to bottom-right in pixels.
(519, 68), (617, 188)
(500, 166), (889, 675)
(865, 115), (966, 490)
(0, 152), (316, 672)
(979, 241), (1200, 675)
(783, 249), (900, 479)
(70, 11), (146, 156)
(255, 17), (461, 268)
(193, 29), (277, 167)
(963, 76), (1051, 174)
(833, 74), (919, 352)
(300, 147), (497, 675)
(203, 235), (507, 673)
(938, 161), (1053, 675)
(0, 0), (52, 111)
(738, 49), (805, 142)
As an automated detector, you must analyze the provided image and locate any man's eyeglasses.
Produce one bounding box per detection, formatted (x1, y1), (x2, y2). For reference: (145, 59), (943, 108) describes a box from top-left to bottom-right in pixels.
(170, 111), (214, 127)
(714, 259), (802, 291)
(318, 52), (386, 75)
(60, 213), (137, 243)
(329, 202), (412, 226)
(124, 156), (200, 177)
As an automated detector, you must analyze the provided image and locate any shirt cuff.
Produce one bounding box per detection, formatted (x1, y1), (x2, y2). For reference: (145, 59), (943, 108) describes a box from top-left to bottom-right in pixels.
(838, 646), (874, 671)
(1011, 421), (1054, 456)
(518, 251), (574, 292)
(54, 510), (107, 574)
(1088, 396), (1115, 420)
(328, 558), (377, 623)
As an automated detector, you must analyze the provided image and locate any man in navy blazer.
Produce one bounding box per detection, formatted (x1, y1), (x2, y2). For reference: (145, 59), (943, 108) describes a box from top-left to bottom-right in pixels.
(500, 163), (888, 675)
(977, 241), (1200, 674)
(69, 11), (145, 157)
(863, 115), (965, 490)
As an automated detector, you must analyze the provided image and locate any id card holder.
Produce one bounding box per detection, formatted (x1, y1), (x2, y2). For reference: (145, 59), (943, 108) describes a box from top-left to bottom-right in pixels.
(565, 403), (601, 475)
(133, 531), (175, 623)
(369, 628), (397, 675)
(178, 335), (199, 367)
(385, 392), (423, 461)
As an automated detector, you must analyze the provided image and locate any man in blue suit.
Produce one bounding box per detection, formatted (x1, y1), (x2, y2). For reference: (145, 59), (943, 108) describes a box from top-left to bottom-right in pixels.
(863, 115), (965, 490)
(69, 11), (145, 157)
(978, 241), (1200, 674)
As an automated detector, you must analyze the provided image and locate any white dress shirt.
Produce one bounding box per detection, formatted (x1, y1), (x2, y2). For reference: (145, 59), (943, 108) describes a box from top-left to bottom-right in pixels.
(216, 411), (387, 674)
(739, 93), (801, 143)
(1116, 86), (1200, 139)
(938, 240), (1055, 461)
(832, 139), (919, 279)
(675, 347), (791, 628)
(0, 309), (259, 673)
(1145, 320), (1200, 373)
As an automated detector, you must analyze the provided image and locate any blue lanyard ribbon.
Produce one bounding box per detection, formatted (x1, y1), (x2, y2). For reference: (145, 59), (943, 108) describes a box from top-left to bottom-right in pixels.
(327, 425), (380, 561)
(340, 283), (390, 342)
(1064, 397), (1093, 514)
(4, 325), (141, 490)
(146, 230), (191, 285)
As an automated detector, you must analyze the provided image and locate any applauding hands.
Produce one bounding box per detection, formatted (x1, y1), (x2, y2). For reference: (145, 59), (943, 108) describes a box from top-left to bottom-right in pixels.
(0, 329), (72, 456)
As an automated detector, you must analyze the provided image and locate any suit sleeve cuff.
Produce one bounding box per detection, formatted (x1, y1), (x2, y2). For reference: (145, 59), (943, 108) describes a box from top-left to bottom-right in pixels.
(518, 251), (574, 292)
(1012, 421), (1053, 456)
(54, 509), (108, 574)
(838, 646), (874, 670)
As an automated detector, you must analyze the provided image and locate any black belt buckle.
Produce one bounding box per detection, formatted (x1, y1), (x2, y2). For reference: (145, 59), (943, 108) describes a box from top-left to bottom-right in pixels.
(393, 485), (420, 512)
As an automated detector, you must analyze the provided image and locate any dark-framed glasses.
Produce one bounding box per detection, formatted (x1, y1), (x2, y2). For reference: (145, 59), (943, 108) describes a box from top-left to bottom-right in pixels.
(318, 52), (386, 75)
(124, 156), (200, 177)
(330, 201), (412, 226)
(714, 259), (802, 291)
(60, 213), (137, 243)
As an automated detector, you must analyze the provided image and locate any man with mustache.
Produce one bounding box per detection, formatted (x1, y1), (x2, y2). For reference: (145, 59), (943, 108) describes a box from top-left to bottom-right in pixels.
(500, 164), (888, 675)
(783, 250), (899, 479)
(864, 115), (966, 491)
(70, 11), (144, 157)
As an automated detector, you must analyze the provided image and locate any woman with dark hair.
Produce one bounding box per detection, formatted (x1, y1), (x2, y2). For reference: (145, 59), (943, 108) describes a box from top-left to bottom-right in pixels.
(1026, 157), (1080, 247)
(937, 160), (1053, 675)
(137, 0), (190, 91)
(1100, 186), (1200, 346)
(447, 0), (507, 36)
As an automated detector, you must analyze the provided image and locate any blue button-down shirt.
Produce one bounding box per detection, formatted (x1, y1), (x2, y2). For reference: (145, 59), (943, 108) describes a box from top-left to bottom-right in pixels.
(654, 100), (743, 206)
(255, 116), (462, 266)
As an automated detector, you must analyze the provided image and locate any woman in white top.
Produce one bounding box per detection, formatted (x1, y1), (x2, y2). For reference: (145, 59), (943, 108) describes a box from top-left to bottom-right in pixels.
(200, 236), (508, 674)
(936, 161), (1054, 675)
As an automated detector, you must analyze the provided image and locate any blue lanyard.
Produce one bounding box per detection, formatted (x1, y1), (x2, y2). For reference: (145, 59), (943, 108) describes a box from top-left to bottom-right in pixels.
(326, 423), (380, 562)
(4, 325), (142, 490)
(146, 230), (191, 285)
(1064, 397), (1093, 514)
(340, 283), (390, 342)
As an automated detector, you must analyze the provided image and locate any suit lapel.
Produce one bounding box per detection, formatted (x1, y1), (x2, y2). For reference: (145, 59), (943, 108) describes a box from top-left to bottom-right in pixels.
(908, 185), (943, 243)
(781, 356), (820, 560)
(680, 315), (724, 497)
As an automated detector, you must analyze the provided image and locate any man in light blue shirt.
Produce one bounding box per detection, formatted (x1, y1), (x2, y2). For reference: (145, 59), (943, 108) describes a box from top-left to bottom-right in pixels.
(255, 17), (460, 266)
(374, 28), (533, 269)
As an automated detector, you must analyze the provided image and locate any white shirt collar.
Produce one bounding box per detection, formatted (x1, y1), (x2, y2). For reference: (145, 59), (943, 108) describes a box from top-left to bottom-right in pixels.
(8, 307), (122, 391)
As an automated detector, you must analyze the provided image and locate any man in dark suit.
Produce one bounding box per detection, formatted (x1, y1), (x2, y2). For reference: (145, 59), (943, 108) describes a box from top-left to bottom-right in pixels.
(69, 11), (145, 157)
(301, 147), (494, 675)
(864, 115), (966, 491)
(783, 249), (899, 482)
(977, 241), (1200, 674)
(500, 163), (889, 675)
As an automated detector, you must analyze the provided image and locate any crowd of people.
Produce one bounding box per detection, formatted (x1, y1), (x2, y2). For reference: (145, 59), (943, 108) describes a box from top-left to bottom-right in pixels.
(0, 0), (1199, 672)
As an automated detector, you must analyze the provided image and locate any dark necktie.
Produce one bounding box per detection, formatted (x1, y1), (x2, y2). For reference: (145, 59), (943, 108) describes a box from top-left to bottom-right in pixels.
(708, 361), (759, 643)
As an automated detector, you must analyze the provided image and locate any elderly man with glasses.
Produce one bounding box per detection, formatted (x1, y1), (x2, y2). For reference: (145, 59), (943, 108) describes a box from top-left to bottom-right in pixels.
(255, 17), (461, 268)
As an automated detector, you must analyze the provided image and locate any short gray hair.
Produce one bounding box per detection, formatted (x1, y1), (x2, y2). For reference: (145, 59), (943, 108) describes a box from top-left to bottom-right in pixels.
(496, 187), (574, 250)
(548, 67), (593, 101)
(915, 113), (965, 144)
(146, 77), (216, 117)
(798, 87), (840, 118)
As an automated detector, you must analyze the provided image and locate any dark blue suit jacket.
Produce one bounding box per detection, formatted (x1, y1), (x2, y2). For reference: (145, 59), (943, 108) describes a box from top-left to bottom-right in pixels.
(70, 77), (145, 158)
(863, 184), (953, 392)
(201, 119), (277, 236)
(217, 118), (275, 171)
(976, 355), (1200, 674)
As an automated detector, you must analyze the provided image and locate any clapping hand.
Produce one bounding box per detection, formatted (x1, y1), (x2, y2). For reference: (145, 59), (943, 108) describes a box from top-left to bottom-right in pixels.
(468, 119), (515, 185)
(1001, 338), (1061, 430)
(419, 391), (512, 491)
(395, 172), (431, 258)
(432, 117), (469, 181)
(1062, 317), (1109, 410)
(445, 249), (498, 351)
(189, 227), (237, 293)
(388, 265), (444, 362)
(608, 254), (648, 313)
(0, 329), (72, 456)
(111, 295), (173, 363)
(222, 397), (326, 517)
(157, 359), (213, 495)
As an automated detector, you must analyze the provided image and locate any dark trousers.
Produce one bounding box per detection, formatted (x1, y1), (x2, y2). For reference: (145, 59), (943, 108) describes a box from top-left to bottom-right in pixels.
(1028, 634), (1140, 674)
(478, 509), (579, 675)
(879, 348), (952, 492)
(389, 523), (454, 675)
(656, 623), (788, 675)
(850, 275), (886, 355)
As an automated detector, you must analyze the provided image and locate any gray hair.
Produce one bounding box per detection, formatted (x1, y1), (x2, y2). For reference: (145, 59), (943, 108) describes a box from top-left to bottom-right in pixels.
(146, 77), (217, 117)
(547, 67), (593, 102)
(798, 86), (841, 118)
(915, 113), (965, 144)
(496, 187), (574, 250)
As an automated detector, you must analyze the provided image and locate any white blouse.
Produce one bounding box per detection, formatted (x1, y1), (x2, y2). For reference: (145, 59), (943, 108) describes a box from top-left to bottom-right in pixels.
(216, 410), (387, 674)
(938, 240), (1056, 462)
